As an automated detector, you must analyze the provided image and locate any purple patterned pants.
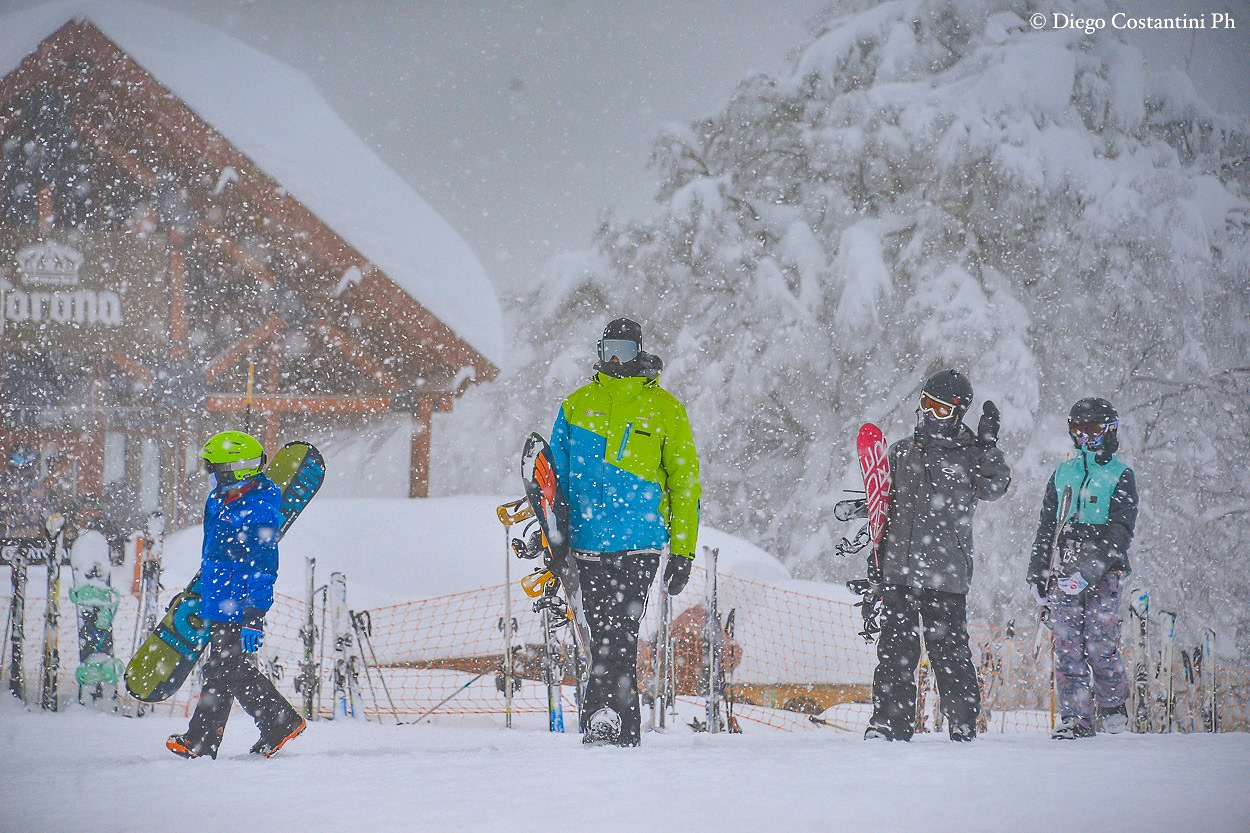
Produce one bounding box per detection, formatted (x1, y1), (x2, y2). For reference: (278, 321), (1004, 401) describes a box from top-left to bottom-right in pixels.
(1049, 572), (1130, 725)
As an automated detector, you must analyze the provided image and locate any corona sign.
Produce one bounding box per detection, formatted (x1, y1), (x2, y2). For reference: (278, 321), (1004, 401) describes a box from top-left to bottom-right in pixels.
(0, 231), (168, 355)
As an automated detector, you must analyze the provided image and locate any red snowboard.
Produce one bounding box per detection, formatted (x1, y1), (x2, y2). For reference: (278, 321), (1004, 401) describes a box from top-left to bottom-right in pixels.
(856, 423), (891, 572)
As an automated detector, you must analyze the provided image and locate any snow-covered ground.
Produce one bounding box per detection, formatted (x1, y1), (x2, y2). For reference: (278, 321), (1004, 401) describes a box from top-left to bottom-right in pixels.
(2, 697), (1248, 833)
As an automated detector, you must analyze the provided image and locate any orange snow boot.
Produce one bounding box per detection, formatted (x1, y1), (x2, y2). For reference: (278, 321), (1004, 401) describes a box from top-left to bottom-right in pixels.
(250, 718), (306, 758)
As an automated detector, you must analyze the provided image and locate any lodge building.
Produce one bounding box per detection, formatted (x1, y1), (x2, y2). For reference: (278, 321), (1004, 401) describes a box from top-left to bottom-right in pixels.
(0, 5), (502, 528)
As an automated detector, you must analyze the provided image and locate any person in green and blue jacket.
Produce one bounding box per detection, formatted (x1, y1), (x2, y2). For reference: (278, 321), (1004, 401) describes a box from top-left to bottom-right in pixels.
(1028, 398), (1138, 740)
(550, 317), (700, 746)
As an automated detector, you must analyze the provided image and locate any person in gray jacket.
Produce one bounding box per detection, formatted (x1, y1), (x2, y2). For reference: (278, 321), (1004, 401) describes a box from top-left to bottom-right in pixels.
(865, 369), (1011, 742)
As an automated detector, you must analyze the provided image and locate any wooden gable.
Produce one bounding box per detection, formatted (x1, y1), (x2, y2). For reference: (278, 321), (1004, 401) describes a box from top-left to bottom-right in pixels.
(0, 19), (496, 509)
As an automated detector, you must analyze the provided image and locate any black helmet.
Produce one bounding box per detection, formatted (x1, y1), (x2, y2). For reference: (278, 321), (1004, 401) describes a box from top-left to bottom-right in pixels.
(1068, 397), (1119, 454)
(598, 317), (643, 368)
(921, 369), (973, 420)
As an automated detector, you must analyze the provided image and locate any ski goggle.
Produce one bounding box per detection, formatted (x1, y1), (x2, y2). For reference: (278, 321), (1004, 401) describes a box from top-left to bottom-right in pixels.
(1069, 419), (1117, 447)
(598, 338), (640, 364)
(919, 392), (957, 420)
(203, 455), (265, 481)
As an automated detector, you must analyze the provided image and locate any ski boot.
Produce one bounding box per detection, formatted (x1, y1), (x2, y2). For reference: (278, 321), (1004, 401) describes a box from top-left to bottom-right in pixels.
(250, 717), (307, 758)
(948, 723), (976, 743)
(1097, 703), (1129, 734)
(166, 734), (215, 760)
(863, 722), (897, 741)
(1051, 717), (1096, 740)
(585, 708), (621, 746)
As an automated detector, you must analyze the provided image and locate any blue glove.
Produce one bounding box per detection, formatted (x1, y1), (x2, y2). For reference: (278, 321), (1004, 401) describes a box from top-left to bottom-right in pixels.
(241, 608), (264, 653)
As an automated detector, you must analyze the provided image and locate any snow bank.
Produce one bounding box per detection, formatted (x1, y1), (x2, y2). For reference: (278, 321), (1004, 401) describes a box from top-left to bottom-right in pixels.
(163, 495), (792, 608)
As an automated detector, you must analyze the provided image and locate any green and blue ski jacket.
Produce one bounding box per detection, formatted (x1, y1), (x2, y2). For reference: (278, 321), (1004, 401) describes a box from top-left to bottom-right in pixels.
(550, 372), (700, 557)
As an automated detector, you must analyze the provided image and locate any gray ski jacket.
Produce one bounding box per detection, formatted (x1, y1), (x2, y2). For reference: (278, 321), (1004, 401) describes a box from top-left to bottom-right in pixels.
(876, 424), (1011, 595)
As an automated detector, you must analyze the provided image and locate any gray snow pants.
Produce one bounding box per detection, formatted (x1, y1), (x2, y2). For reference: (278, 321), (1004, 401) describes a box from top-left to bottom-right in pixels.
(1049, 572), (1130, 725)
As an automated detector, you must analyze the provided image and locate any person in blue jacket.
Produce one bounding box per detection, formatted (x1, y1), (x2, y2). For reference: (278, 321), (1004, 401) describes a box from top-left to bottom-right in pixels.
(166, 431), (305, 760)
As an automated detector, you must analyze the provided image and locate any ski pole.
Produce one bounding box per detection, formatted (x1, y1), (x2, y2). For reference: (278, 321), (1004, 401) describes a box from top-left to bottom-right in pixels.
(405, 670), (490, 724)
(351, 610), (401, 725)
(809, 715), (854, 732)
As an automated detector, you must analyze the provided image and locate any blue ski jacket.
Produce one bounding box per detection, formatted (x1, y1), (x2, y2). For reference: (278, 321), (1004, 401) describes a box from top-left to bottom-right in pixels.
(199, 473), (283, 623)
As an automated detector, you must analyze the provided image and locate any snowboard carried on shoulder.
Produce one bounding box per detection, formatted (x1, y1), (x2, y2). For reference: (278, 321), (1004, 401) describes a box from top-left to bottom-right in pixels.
(124, 441), (325, 703)
(846, 423), (891, 642)
(519, 432), (590, 732)
(857, 423), (891, 570)
(69, 529), (123, 709)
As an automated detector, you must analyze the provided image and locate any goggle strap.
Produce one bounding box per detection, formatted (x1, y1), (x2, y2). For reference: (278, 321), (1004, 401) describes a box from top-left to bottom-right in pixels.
(206, 455), (264, 472)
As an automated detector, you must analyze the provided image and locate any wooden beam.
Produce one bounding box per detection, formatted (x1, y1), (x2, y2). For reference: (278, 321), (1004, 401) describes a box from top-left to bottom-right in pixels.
(203, 315), (285, 382)
(0, 20), (85, 135)
(69, 112), (157, 187)
(206, 395), (391, 415)
(168, 228), (188, 360)
(37, 184), (53, 228)
(408, 393), (453, 499)
(314, 320), (402, 394)
(197, 226), (276, 287)
(105, 352), (155, 388)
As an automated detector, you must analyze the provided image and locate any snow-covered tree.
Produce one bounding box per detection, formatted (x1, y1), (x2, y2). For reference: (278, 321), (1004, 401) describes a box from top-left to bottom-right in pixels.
(436, 0), (1250, 655)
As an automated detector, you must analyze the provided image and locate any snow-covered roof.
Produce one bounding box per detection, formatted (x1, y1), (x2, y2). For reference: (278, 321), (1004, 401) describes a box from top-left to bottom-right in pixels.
(0, 0), (503, 367)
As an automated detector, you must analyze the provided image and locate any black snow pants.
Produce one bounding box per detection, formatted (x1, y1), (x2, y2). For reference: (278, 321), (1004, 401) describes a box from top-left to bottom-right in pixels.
(868, 584), (980, 741)
(185, 622), (302, 756)
(575, 550), (661, 747)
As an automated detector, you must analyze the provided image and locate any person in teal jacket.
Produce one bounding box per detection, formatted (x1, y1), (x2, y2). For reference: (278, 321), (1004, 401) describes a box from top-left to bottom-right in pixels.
(550, 317), (700, 746)
(1028, 398), (1138, 739)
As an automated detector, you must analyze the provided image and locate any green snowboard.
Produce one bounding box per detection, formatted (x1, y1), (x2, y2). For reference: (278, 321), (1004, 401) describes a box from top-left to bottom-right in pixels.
(124, 442), (325, 703)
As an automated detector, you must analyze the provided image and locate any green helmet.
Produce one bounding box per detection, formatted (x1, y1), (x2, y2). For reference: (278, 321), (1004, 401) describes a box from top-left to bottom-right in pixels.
(200, 431), (266, 483)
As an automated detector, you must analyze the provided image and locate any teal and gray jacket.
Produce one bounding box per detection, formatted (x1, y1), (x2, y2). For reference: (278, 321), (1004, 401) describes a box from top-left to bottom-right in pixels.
(1028, 449), (1138, 588)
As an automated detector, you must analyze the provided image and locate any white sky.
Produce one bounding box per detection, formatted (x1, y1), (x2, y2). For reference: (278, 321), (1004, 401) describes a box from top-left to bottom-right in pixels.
(5, 0), (1247, 293)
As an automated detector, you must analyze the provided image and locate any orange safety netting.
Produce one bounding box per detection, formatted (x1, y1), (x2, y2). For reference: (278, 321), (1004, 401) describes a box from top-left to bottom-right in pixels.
(2, 564), (1248, 734)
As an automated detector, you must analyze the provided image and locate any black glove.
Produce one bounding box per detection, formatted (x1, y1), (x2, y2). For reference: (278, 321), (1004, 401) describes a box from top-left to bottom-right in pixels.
(977, 400), (1000, 448)
(663, 555), (693, 595)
